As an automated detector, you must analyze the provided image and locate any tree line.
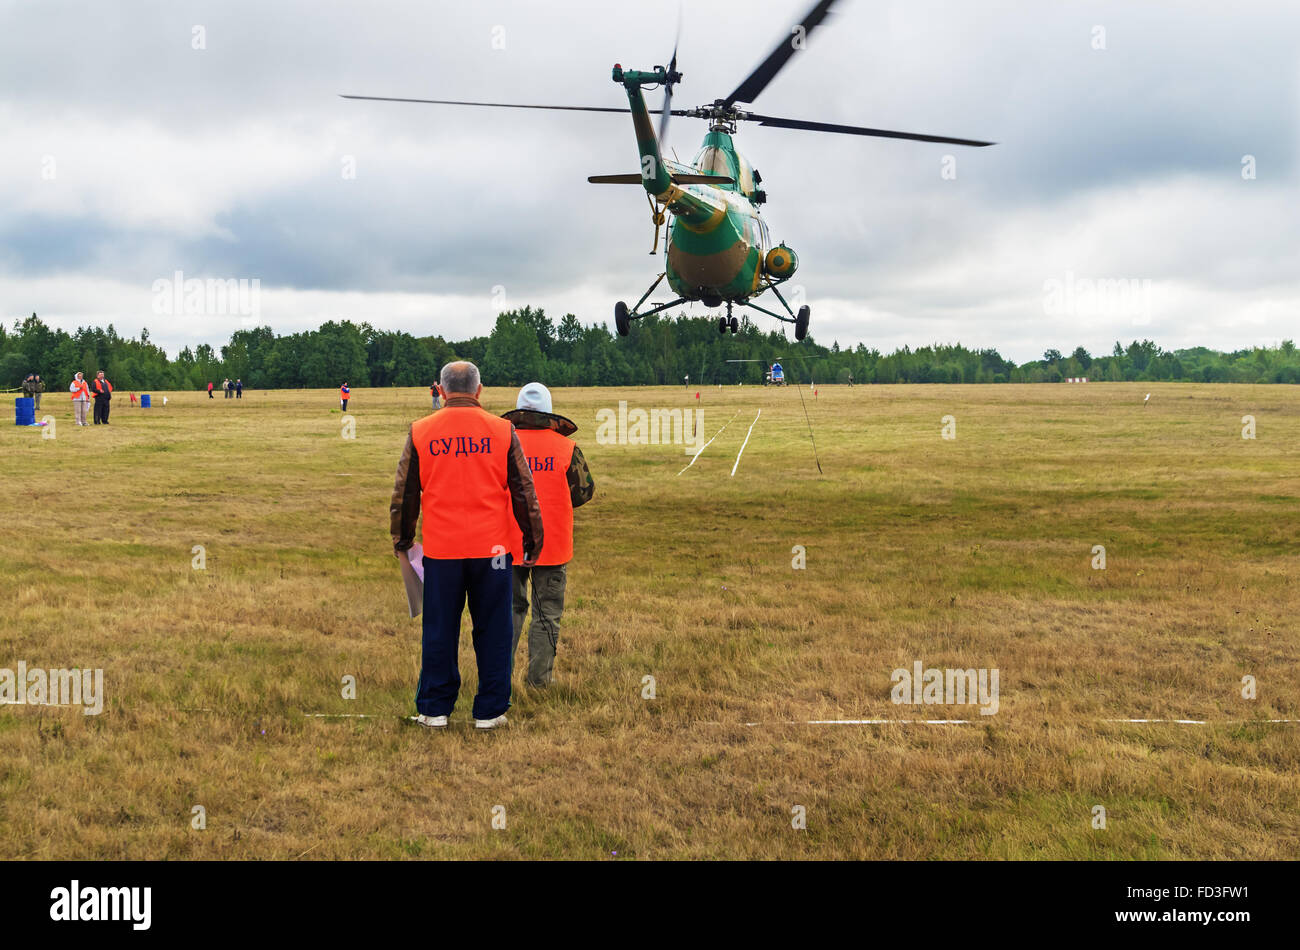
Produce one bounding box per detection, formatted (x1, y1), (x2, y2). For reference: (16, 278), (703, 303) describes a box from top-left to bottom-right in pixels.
(2, 309), (1297, 391)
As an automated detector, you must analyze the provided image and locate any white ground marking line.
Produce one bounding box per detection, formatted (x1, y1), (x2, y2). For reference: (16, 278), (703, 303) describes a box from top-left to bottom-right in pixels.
(303, 713), (381, 719)
(677, 408), (741, 475)
(729, 409), (761, 477)
(699, 718), (1300, 727)
(694, 720), (974, 726)
(1102, 718), (1300, 724)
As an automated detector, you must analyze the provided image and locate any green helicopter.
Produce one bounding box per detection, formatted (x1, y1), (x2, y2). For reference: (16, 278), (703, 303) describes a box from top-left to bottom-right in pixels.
(343, 0), (993, 340)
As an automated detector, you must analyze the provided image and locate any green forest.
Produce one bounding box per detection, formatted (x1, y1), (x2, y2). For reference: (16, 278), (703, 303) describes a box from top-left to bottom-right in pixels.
(3, 308), (1298, 391)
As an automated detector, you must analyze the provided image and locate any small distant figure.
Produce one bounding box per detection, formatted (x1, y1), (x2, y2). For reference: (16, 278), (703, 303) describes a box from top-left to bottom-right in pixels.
(69, 373), (91, 426)
(92, 370), (113, 425)
(848, 372), (854, 388)
(22, 374), (45, 410)
(207, 381), (214, 399)
(430, 384), (441, 411)
(340, 382), (350, 411)
(235, 378), (243, 399)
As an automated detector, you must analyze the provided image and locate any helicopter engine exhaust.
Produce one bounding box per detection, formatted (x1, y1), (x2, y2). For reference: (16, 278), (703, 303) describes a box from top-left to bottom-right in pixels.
(764, 244), (798, 280)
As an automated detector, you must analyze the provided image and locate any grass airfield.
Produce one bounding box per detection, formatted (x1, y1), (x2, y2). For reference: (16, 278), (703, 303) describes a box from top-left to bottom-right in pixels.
(1, 382), (1298, 859)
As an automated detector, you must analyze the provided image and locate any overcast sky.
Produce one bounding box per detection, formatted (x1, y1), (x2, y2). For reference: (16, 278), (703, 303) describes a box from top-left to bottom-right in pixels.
(1, 0), (1296, 362)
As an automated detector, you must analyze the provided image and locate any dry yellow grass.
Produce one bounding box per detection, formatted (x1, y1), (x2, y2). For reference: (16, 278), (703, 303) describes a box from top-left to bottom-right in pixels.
(1, 382), (1297, 859)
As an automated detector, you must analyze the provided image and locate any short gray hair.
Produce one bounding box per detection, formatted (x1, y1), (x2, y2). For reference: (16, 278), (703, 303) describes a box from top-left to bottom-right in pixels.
(439, 361), (481, 394)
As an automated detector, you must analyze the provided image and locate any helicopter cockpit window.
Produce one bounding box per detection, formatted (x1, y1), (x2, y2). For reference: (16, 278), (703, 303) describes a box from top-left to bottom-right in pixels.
(734, 154), (755, 196)
(693, 146), (732, 180)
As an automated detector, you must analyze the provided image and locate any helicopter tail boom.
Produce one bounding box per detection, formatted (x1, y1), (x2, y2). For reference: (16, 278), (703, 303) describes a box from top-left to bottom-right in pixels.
(613, 65), (725, 231)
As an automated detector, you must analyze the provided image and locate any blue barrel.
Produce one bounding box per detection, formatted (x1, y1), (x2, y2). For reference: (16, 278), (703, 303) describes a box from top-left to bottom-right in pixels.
(141, 394), (152, 408)
(14, 396), (35, 426)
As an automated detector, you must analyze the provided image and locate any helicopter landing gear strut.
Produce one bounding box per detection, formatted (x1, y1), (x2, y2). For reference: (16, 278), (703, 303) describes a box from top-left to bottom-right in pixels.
(718, 301), (740, 334)
(736, 279), (811, 341)
(615, 272), (688, 337)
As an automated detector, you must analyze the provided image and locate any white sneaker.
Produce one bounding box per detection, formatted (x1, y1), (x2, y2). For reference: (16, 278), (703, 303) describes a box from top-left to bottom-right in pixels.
(413, 714), (448, 729)
(474, 714), (508, 730)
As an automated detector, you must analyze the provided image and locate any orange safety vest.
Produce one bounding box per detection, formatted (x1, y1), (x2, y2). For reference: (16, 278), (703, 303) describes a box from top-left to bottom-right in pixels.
(340, 386), (349, 400)
(94, 378), (112, 395)
(412, 406), (516, 559)
(70, 380), (90, 400)
(509, 428), (575, 566)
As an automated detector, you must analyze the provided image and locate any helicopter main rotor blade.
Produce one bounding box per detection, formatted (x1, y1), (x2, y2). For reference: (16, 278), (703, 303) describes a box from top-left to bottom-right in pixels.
(723, 0), (837, 107)
(341, 94), (691, 116)
(747, 112), (995, 147)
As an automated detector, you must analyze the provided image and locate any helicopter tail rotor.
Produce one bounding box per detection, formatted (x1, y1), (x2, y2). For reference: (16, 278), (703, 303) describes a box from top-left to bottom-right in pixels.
(658, 9), (683, 146)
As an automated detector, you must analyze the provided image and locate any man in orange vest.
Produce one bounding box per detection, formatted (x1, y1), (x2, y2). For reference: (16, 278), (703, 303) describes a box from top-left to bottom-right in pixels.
(390, 361), (545, 730)
(340, 382), (350, 411)
(91, 371), (113, 424)
(503, 383), (595, 688)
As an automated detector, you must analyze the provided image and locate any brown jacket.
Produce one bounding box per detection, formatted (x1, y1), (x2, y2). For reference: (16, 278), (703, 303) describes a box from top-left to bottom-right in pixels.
(390, 394), (545, 560)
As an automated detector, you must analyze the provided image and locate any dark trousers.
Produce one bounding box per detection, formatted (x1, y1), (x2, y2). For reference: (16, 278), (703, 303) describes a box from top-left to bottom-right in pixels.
(93, 397), (109, 424)
(417, 554), (513, 719)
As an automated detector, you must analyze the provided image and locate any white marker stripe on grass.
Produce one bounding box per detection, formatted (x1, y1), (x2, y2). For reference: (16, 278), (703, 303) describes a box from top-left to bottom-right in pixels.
(695, 719), (975, 726)
(303, 713), (381, 719)
(701, 718), (1300, 727)
(729, 410), (761, 477)
(1103, 718), (1300, 724)
(677, 408), (741, 475)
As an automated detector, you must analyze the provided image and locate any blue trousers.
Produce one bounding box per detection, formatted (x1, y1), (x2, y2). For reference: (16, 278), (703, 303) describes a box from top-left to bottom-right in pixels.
(416, 555), (513, 720)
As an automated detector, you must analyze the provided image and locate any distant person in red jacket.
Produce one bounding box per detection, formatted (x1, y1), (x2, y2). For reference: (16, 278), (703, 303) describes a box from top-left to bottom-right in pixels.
(207, 381), (214, 399)
(340, 382), (350, 411)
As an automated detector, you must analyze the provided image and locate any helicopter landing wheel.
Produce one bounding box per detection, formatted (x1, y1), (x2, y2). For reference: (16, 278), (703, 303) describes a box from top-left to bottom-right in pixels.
(794, 305), (810, 341)
(729, 315), (739, 334)
(718, 316), (728, 335)
(615, 301), (631, 337)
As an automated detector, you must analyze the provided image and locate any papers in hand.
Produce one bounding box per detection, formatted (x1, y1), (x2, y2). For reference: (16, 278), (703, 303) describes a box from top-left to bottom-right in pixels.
(400, 544), (425, 618)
